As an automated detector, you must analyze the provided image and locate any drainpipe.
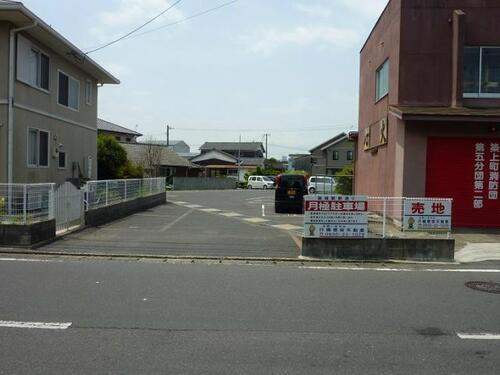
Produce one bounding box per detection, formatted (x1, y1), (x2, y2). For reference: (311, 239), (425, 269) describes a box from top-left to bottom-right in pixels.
(8, 22), (37, 186)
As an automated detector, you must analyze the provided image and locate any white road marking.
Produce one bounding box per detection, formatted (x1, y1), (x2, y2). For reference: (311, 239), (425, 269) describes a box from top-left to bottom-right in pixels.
(301, 266), (500, 273)
(262, 204), (266, 217)
(243, 218), (270, 223)
(185, 204), (203, 209)
(219, 212), (243, 217)
(200, 208), (222, 212)
(271, 224), (303, 231)
(0, 321), (72, 330)
(171, 201), (188, 205)
(160, 209), (194, 232)
(457, 333), (500, 340)
(0, 258), (63, 263)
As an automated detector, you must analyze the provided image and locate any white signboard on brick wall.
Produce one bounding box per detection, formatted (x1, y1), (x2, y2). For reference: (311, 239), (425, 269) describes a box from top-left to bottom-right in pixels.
(402, 199), (452, 231)
(304, 195), (368, 238)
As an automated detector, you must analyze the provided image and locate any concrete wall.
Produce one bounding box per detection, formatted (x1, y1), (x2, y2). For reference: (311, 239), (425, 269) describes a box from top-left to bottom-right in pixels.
(0, 25), (99, 184)
(302, 237), (455, 262)
(173, 177), (238, 191)
(85, 192), (166, 227)
(356, 0), (402, 197)
(0, 219), (56, 247)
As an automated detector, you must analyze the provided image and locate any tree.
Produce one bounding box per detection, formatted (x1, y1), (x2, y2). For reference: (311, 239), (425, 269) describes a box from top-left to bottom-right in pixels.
(334, 165), (354, 195)
(97, 135), (127, 179)
(118, 160), (144, 179)
(138, 138), (165, 177)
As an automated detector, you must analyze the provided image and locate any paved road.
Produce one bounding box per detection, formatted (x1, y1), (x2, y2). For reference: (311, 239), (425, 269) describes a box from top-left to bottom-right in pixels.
(42, 190), (301, 258)
(0, 256), (499, 374)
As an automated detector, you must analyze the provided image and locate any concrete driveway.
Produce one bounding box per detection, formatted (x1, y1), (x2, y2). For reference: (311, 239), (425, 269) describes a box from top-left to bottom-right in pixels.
(42, 190), (303, 258)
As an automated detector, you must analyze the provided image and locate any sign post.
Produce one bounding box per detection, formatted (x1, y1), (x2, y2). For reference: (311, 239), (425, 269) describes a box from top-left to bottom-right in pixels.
(304, 195), (368, 238)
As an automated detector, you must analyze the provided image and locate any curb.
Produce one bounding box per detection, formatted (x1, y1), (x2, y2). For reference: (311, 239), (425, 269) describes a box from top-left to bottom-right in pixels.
(0, 248), (460, 266)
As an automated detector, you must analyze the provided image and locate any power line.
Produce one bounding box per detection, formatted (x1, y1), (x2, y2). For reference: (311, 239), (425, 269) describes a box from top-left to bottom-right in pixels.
(145, 125), (354, 133)
(85, 0), (184, 54)
(85, 0), (239, 53)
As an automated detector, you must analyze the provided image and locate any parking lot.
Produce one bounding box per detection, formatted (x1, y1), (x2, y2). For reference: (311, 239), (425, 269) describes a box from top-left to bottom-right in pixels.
(42, 190), (304, 258)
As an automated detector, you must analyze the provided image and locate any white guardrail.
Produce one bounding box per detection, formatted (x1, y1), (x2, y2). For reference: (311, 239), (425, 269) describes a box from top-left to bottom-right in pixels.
(85, 178), (165, 211)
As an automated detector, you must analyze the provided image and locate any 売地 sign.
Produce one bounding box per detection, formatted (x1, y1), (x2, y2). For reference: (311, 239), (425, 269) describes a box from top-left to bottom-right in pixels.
(402, 199), (452, 231)
(304, 195), (368, 238)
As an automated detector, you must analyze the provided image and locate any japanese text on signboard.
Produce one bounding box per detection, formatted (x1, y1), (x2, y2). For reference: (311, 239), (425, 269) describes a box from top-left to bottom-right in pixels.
(403, 199), (452, 231)
(474, 142), (499, 209)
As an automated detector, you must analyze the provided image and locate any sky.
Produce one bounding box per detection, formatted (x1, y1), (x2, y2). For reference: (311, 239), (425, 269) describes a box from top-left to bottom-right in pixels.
(22, 0), (388, 158)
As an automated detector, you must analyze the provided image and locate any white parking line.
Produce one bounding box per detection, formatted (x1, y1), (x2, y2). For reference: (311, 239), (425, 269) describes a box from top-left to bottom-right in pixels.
(185, 204), (203, 209)
(219, 212), (244, 217)
(0, 320), (72, 330)
(272, 224), (303, 231)
(171, 201), (188, 205)
(200, 208), (222, 212)
(243, 218), (270, 223)
(457, 333), (500, 340)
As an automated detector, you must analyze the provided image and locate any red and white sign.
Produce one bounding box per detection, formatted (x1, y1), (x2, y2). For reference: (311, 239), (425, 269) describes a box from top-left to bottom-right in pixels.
(304, 195), (368, 238)
(426, 137), (500, 227)
(403, 199), (452, 231)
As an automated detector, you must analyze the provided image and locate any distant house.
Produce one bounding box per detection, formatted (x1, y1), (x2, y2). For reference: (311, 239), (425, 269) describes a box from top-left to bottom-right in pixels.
(197, 142), (266, 181)
(121, 142), (200, 181)
(288, 154), (310, 171)
(144, 140), (197, 158)
(97, 119), (142, 143)
(309, 132), (356, 176)
(0, 1), (119, 185)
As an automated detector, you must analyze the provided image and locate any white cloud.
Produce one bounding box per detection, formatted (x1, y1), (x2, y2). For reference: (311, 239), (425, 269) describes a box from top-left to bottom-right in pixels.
(245, 26), (360, 55)
(91, 0), (184, 42)
(293, 3), (333, 18)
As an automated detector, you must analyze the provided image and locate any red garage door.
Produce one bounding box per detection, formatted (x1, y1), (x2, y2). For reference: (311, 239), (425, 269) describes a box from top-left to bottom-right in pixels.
(426, 137), (500, 227)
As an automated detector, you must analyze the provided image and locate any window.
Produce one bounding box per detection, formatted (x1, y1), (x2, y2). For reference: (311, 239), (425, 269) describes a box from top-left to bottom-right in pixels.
(58, 151), (66, 169)
(376, 59), (389, 101)
(347, 151), (353, 160)
(115, 136), (121, 141)
(17, 35), (49, 91)
(332, 151), (339, 160)
(58, 71), (80, 110)
(464, 47), (500, 97)
(27, 128), (49, 167)
(85, 80), (92, 105)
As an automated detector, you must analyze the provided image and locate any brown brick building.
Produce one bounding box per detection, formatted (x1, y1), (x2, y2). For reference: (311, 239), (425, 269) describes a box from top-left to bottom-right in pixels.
(355, 0), (500, 227)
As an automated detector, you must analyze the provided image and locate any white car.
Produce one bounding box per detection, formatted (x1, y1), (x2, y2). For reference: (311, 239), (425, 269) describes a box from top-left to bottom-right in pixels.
(247, 176), (275, 190)
(307, 176), (336, 194)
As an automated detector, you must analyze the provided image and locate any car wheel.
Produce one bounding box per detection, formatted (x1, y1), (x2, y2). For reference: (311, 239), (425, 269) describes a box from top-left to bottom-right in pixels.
(248, 185), (252, 189)
(263, 185), (268, 190)
(309, 187), (316, 194)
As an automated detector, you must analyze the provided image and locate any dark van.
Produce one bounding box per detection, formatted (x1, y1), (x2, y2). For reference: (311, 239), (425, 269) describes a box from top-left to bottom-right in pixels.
(274, 174), (308, 213)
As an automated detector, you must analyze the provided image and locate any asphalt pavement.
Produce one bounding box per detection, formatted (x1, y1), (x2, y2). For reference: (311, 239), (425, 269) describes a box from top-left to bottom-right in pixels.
(0, 256), (499, 374)
(41, 190), (302, 258)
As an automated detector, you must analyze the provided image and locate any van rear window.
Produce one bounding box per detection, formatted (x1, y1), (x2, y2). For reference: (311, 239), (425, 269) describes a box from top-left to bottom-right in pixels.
(279, 176), (305, 189)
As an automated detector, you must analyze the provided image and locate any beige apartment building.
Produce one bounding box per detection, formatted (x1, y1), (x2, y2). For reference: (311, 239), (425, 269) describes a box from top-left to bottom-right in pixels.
(0, 1), (119, 185)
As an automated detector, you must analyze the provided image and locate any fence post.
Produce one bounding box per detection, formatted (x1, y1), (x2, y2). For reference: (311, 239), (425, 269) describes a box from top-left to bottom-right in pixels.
(23, 184), (27, 224)
(150, 179), (153, 196)
(124, 180), (127, 201)
(48, 184), (55, 220)
(382, 198), (387, 238)
(105, 181), (109, 207)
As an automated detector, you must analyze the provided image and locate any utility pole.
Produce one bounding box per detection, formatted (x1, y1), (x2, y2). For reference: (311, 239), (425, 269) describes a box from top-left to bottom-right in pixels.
(264, 133), (270, 163)
(166, 124), (173, 147)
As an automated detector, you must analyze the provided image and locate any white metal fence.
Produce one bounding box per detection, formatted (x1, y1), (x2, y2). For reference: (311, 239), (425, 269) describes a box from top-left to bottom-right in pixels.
(0, 183), (55, 225)
(366, 197), (453, 239)
(85, 178), (165, 211)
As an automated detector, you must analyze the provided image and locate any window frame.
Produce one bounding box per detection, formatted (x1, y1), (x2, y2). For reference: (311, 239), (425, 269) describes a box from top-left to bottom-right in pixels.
(463, 46), (500, 98)
(57, 70), (80, 111)
(17, 38), (51, 93)
(332, 151), (339, 161)
(27, 127), (50, 169)
(347, 150), (354, 161)
(375, 59), (389, 102)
